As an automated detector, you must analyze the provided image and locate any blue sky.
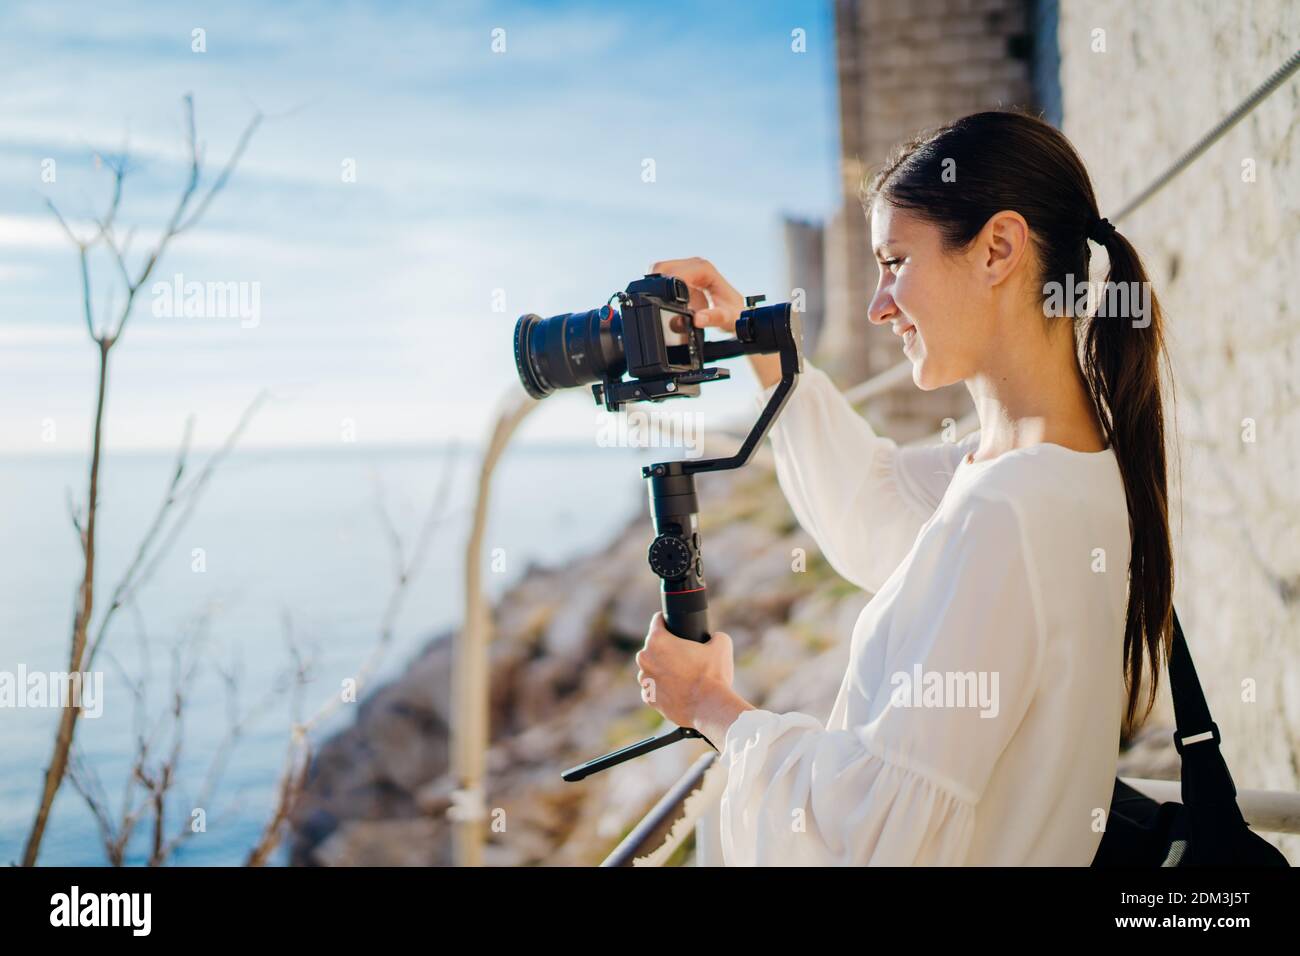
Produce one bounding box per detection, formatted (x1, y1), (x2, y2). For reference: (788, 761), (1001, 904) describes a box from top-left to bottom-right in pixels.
(0, 0), (839, 451)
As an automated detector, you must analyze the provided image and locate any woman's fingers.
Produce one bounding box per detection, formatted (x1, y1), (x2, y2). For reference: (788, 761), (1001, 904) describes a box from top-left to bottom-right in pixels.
(651, 260), (710, 312)
(691, 307), (728, 329)
(650, 257), (718, 294)
(668, 308), (725, 332)
(650, 257), (732, 311)
(649, 258), (744, 334)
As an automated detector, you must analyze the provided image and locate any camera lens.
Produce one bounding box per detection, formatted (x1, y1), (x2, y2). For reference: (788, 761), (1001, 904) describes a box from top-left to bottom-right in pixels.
(513, 306), (624, 400)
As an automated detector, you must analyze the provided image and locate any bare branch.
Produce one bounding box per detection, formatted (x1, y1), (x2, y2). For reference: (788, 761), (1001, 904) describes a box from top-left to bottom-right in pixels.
(66, 487), (85, 553)
(45, 197), (87, 248)
(245, 732), (312, 867)
(66, 745), (126, 865)
(96, 153), (127, 239)
(371, 474), (406, 583)
(110, 96), (261, 345)
(100, 227), (134, 293)
(83, 415), (194, 670)
(176, 109), (264, 234)
(86, 392), (267, 672)
(160, 640), (286, 861)
(44, 200), (99, 340)
(68, 615), (154, 865)
(45, 150), (128, 345)
(132, 390), (269, 586)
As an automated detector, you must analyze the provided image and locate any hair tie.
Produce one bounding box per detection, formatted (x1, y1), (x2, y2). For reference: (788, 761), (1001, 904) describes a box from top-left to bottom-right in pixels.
(1087, 216), (1117, 244)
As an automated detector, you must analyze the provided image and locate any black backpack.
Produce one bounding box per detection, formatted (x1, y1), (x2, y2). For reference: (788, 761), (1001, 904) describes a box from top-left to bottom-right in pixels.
(1092, 609), (1289, 866)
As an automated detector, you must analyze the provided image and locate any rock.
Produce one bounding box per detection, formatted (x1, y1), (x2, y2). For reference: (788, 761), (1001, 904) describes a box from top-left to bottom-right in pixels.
(541, 569), (614, 660)
(385, 635), (454, 726)
(714, 529), (817, 614)
(608, 582), (662, 647)
(414, 775), (457, 816)
(294, 807), (339, 852)
(508, 722), (569, 763)
(312, 818), (447, 867)
(360, 690), (450, 793)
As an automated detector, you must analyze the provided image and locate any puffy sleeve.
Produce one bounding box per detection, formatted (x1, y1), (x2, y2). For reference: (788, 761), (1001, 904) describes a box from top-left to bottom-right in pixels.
(717, 492), (1046, 866)
(754, 359), (977, 594)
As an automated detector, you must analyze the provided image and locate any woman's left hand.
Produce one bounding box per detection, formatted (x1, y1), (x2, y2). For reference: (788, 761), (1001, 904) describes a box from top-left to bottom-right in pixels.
(635, 611), (736, 729)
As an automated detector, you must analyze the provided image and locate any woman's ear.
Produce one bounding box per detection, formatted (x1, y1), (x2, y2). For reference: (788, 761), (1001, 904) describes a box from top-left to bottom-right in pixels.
(979, 210), (1030, 287)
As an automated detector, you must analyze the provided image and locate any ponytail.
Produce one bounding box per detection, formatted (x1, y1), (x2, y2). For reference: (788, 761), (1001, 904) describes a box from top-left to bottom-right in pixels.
(1082, 226), (1175, 739)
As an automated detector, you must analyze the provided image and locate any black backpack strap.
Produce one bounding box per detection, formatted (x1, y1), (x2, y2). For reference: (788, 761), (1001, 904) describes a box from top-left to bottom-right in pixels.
(1167, 608), (1241, 810)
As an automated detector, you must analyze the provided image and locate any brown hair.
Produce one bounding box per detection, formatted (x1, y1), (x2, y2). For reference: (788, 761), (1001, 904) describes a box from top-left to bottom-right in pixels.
(863, 110), (1176, 740)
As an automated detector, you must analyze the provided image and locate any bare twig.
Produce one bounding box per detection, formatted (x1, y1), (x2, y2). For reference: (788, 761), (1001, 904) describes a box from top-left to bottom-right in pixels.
(85, 391), (269, 673)
(66, 487), (86, 553)
(106, 98), (263, 348)
(67, 604), (271, 867)
(156, 639), (288, 863)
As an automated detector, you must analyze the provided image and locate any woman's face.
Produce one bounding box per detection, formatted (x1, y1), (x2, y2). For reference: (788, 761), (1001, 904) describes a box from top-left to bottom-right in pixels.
(867, 199), (988, 390)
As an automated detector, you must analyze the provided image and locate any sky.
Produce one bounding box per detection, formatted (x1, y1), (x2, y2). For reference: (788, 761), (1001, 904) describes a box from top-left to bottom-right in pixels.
(0, 0), (840, 452)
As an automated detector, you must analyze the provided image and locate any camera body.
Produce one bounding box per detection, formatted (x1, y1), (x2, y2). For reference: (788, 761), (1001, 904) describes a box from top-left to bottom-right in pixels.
(513, 273), (731, 411)
(620, 273), (701, 379)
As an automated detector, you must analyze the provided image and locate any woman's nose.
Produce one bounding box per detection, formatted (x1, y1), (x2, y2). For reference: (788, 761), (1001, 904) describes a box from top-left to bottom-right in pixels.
(867, 284), (896, 327)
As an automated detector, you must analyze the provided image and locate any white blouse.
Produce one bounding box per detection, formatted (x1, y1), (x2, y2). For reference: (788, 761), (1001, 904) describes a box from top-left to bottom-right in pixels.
(714, 359), (1132, 866)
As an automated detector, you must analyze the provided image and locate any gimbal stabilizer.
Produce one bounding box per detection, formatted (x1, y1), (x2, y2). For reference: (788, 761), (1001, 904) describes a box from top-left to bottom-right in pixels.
(561, 296), (804, 781)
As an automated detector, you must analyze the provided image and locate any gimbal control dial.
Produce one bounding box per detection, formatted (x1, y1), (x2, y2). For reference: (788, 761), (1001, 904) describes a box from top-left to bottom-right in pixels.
(648, 534), (693, 580)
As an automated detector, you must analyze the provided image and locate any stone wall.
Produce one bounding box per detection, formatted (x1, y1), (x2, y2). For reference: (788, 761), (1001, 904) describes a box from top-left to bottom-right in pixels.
(822, 0), (1037, 402)
(1057, 0), (1299, 859)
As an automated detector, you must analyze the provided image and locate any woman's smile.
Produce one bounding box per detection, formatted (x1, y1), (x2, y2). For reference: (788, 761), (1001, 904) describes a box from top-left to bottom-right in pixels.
(893, 321), (917, 353)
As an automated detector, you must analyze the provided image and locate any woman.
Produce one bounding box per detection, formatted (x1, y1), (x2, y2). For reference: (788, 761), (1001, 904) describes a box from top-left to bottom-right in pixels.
(634, 111), (1174, 866)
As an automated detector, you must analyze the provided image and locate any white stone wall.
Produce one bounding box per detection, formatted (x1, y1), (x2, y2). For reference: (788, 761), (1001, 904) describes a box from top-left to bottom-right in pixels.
(1058, 0), (1299, 860)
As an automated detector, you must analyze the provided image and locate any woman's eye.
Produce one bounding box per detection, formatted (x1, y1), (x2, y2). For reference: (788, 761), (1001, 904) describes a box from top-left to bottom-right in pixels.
(882, 258), (902, 272)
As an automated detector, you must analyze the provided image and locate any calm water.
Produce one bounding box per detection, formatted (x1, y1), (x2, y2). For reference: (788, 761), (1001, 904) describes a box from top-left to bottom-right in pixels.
(0, 442), (646, 865)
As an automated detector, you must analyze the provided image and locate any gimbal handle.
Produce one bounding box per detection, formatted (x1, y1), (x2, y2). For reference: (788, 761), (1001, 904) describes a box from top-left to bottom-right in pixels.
(560, 299), (803, 783)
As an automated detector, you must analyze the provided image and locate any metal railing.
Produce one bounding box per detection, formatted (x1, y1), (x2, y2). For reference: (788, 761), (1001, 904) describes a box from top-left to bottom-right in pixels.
(601, 752), (718, 867)
(599, 49), (1300, 867)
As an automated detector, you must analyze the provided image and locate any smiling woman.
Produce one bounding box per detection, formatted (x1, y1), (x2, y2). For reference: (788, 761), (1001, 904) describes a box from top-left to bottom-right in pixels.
(861, 111), (1173, 741)
(650, 110), (1176, 866)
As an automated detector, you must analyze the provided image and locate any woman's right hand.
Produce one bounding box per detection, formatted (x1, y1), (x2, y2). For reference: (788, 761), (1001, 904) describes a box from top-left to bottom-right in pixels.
(649, 257), (745, 335)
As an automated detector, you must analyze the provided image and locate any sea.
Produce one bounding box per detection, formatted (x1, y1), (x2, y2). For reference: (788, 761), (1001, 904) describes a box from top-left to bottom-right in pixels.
(0, 441), (648, 866)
